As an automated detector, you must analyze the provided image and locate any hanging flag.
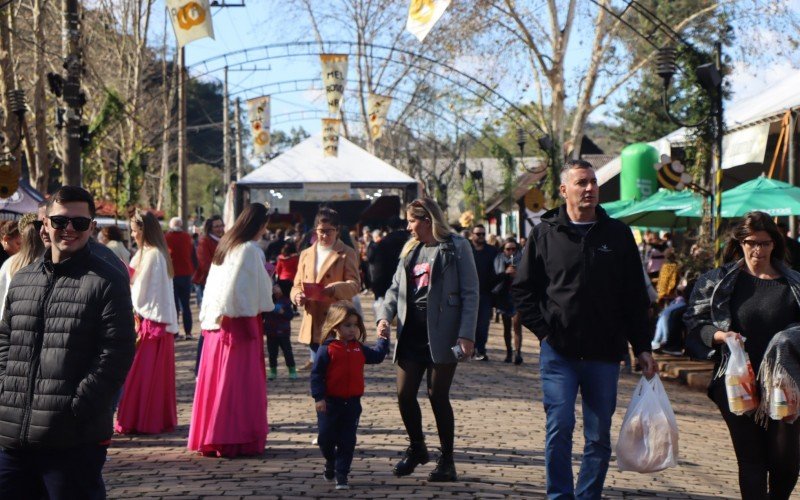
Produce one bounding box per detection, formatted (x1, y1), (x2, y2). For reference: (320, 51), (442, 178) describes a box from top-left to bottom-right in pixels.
(320, 54), (348, 116)
(406, 0), (451, 42)
(321, 119), (341, 158)
(166, 0), (215, 48)
(246, 96), (271, 156)
(367, 93), (392, 140)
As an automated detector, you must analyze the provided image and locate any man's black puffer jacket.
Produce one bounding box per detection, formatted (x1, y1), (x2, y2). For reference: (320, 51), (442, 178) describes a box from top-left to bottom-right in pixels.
(0, 244), (135, 449)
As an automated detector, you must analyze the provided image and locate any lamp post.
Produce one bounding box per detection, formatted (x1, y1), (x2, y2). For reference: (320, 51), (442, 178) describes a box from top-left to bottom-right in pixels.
(516, 127), (548, 174)
(656, 44), (724, 261)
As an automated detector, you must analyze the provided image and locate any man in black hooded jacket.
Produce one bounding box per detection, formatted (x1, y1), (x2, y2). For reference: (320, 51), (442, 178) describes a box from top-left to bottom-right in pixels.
(512, 160), (656, 499)
(0, 186), (135, 499)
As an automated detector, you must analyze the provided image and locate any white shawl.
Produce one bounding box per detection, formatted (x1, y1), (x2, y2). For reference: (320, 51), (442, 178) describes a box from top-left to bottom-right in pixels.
(199, 241), (274, 330)
(131, 247), (179, 333)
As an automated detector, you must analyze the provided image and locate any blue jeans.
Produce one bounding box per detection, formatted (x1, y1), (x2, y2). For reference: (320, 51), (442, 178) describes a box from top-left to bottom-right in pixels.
(539, 340), (620, 500)
(317, 397), (362, 482)
(0, 444), (107, 500)
(474, 291), (493, 354)
(194, 283), (204, 307)
(173, 275), (193, 336)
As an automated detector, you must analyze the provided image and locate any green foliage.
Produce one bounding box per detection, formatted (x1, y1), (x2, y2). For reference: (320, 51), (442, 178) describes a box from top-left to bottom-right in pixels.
(82, 89), (125, 157)
(491, 143), (516, 212)
(271, 127), (310, 155)
(187, 163), (225, 219)
(462, 174), (483, 221)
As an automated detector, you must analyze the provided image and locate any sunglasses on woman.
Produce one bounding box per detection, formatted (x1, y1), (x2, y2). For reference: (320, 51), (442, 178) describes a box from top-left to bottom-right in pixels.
(47, 216), (93, 232)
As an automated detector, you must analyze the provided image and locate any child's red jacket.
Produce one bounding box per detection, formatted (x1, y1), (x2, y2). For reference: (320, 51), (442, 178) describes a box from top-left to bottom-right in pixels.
(310, 337), (389, 401)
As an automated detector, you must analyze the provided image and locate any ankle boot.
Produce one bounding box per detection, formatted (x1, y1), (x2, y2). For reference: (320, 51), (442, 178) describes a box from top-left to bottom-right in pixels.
(504, 349), (512, 363)
(393, 440), (429, 477)
(428, 452), (457, 482)
(268, 367), (277, 380)
(514, 350), (523, 365)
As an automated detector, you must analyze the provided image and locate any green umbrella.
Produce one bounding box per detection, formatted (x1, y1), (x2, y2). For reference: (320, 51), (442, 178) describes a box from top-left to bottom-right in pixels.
(612, 188), (705, 228)
(600, 199), (635, 217)
(675, 176), (800, 218)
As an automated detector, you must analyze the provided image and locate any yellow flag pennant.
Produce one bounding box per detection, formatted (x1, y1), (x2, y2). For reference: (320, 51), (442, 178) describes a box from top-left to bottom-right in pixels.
(321, 119), (341, 158)
(406, 0), (451, 43)
(166, 0), (215, 48)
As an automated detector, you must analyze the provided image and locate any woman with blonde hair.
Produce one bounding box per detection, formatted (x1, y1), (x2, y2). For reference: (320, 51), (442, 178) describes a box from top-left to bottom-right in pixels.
(115, 210), (179, 434)
(377, 197), (479, 482)
(189, 203), (274, 458)
(0, 214), (45, 317)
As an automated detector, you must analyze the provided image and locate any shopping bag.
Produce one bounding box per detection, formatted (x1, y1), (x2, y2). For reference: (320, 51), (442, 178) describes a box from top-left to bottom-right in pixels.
(616, 375), (679, 473)
(724, 336), (759, 415)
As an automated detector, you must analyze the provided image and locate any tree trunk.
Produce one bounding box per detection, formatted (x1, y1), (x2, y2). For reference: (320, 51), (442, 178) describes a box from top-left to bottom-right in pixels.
(0, 7), (22, 180)
(33, 0), (49, 192)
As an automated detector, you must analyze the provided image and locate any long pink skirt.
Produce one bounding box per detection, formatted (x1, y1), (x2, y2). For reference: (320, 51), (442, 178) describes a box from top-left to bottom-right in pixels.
(115, 319), (177, 434)
(187, 316), (268, 458)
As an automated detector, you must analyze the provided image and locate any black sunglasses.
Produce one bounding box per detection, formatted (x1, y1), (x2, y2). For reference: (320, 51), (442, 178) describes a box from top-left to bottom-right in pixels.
(47, 215), (93, 232)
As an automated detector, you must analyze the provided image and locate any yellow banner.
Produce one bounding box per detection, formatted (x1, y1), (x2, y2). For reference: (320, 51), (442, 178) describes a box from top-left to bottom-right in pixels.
(406, 0), (451, 42)
(367, 93), (392, 140)
(322, 119), (341, 158)
(166, 0), (215, 48)
(320, 54), (348, 116)
(246, 96), (271, 156)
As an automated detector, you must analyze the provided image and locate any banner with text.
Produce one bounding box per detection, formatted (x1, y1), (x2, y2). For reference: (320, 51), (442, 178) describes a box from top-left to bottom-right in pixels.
(406, 0), (451, 43)
(367, 93), (392, 140)
(166, 0), (215, 47)
(322, 119), (341, 157)
(320, 54), (348, 116)
(247, 96), (271, 156)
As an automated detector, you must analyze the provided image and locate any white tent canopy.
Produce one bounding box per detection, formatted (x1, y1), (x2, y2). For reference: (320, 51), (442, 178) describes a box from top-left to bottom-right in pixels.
(239, 134), (417, 188)
(597, 69), (800, 186)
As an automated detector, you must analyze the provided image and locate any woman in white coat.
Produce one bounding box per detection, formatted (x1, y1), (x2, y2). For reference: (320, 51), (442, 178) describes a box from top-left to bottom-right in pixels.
(188, 203), (274, 458)
(115, 210), (179, 434)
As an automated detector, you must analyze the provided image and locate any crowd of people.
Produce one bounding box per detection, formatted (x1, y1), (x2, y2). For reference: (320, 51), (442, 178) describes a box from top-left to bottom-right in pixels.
(0, 166), (798, 498)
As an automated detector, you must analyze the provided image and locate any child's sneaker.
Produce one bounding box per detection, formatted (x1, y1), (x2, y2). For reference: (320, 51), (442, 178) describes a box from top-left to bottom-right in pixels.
(323, 460), (335, 482)
(335, 475), (349, 490)
(268, 367), (277, 380)
(288, 366), (298, 380)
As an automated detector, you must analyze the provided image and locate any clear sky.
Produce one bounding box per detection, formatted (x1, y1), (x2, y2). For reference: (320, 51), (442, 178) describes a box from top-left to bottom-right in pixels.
(152, 1), (800, 145)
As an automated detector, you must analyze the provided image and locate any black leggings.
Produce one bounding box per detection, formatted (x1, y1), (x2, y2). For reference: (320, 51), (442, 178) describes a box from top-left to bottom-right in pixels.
(712, 384), (800, 499)
(396, 359), (457, 454)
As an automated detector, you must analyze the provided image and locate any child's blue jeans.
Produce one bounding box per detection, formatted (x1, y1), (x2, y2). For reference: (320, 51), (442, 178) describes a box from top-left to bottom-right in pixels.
(317, 396), (362, 482)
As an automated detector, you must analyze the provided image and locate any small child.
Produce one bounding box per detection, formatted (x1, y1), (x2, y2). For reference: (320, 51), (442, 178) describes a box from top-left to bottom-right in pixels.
(264, 284), (296, 380)
(310, 301), (389, 490)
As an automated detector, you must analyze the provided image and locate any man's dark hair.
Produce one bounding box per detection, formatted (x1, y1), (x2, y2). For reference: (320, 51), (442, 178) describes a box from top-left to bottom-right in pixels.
(472, 224), (485, 231)
(387, 215), (404, 230)
(47, 186), (96, 218)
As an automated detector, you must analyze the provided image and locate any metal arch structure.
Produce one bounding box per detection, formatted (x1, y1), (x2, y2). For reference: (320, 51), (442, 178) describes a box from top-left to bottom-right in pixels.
(185, 41), (545, 138)
(222, 77), (508, 157)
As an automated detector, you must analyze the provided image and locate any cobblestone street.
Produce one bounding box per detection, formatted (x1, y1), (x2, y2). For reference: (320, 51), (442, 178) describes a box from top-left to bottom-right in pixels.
(104, 297), (752, 499)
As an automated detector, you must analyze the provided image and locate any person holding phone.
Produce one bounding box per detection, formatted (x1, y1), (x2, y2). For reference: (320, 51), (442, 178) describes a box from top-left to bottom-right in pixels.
(377, 197), (479, 482)
(291, 208), (361, 367)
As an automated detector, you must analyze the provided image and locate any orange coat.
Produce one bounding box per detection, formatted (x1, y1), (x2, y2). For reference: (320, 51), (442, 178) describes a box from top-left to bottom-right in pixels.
(291, 240), (361, 345)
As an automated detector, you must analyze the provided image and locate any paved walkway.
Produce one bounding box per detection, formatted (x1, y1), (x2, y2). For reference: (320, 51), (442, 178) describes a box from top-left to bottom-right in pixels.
(105, 296), (750, 499)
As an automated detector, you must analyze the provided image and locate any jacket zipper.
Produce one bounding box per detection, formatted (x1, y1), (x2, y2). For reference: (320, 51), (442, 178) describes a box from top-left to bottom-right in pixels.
(576, 222), (598, 360)
(20, 268), (57, 446)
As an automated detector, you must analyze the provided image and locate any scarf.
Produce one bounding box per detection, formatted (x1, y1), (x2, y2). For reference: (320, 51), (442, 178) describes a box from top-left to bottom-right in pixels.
(756, 324), (800, 425)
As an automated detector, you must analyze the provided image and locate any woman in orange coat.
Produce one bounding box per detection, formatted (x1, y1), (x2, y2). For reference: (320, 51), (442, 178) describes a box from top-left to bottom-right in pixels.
(291, 208), (361, 369)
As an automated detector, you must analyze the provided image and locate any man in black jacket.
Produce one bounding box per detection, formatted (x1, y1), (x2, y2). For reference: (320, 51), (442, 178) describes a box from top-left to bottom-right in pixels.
(0, 186), (136, 499)
(367, 217), (408, 314)
(511, 160), (657, 499)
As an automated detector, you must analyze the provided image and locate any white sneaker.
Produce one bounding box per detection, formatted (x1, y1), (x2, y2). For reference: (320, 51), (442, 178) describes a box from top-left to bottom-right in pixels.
(312, 437), (318, 445)
(335, 482), (349, 490)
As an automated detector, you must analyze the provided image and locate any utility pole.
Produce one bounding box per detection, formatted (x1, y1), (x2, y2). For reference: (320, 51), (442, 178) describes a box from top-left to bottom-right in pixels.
(223, 66), (231, 186)
(177, 47), (188, 222)
(234, 97), (243, 180)
(62, 0), (83, 186)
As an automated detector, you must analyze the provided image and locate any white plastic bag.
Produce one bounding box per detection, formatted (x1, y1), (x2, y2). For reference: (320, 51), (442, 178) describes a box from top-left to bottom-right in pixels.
(724, 336), (759, 415)
(615, 375), (679, 473)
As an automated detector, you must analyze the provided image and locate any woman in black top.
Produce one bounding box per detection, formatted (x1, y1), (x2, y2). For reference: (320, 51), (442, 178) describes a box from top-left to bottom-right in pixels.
(685, 211), (800, 500)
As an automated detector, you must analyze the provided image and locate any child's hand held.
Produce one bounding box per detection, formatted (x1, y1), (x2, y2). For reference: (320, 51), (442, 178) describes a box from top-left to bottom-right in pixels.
(316, 400), (326, 413)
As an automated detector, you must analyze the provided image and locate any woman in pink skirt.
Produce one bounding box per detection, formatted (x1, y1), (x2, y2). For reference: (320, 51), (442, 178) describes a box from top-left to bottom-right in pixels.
(115, 210), (179, 434)
(188, 203), (275, 457)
